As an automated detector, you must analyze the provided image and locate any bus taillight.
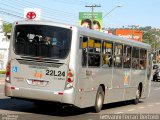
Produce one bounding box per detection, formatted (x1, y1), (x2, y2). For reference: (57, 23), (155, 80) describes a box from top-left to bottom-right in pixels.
(65, 68), (74, 89)
(5, 62), (11, 83)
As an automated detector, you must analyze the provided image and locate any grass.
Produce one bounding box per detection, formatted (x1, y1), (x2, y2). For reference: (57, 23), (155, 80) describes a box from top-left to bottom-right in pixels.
(0, 70), (6, 74)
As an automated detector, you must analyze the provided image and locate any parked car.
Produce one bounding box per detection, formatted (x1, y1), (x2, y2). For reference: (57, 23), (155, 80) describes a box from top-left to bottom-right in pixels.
(153, 64), (159, 70)
(153, 69), (160, 81)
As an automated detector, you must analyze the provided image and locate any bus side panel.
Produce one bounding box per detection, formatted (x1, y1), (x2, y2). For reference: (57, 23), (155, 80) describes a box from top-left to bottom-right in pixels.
(123, 69), (138, 101)
(130, 70), (142, 99)
(74, 68), (97, 108)
(74, 67), (113, 108)
(111, 69), (124, 102)
(98, 68), (112, 104)
(138, 70), (147, 98)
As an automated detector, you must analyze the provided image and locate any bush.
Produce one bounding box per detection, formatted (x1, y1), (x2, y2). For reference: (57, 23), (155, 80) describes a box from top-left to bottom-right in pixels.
(0, 70), (6, 74)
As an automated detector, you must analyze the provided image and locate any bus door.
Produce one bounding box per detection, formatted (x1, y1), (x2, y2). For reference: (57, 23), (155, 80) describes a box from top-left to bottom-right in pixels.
(144, 51), (152, 97)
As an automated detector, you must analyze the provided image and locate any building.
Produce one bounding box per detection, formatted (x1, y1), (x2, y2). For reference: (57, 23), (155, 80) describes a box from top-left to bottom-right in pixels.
(115, 29), (143, 42)
(0, 17), (10, 70)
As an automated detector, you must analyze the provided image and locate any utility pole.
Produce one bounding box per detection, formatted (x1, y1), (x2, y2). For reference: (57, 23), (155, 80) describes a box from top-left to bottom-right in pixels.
(85, 4), (101, 29)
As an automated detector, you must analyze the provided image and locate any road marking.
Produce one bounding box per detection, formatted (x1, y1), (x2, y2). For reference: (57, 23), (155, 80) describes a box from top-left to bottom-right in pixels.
(155, 103), (160, 105)
(116, 112), (124, 114)
(147, 105), (153, 107)
(139, 107), (145, 109)
(127, 109), (135, 112)
(154, 88), (160, 90)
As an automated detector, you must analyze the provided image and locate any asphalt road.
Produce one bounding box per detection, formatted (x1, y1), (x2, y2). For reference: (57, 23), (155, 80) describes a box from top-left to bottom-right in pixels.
(0, 78), (160, 120)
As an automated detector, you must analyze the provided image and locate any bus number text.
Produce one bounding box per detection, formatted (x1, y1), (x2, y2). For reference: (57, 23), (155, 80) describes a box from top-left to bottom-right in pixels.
(46, 70), (65, 77)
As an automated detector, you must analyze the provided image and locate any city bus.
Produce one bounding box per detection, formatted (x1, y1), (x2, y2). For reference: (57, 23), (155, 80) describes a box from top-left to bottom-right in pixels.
(5, 20), (152, 112)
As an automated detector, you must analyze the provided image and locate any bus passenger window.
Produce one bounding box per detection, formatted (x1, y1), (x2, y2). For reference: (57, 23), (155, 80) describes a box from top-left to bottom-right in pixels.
(81, 37), (88, 67)
(132, 58), (139, 69)
(102, 42), (113, 67)
(88, 54), (100, 66)
(139, 49), (147, 69)
(114, 43), (123, 68)
(123, 45), (131, 68)
(80, 36), (101, 67)
(139, 60), (146, 69)
(82, 48), (87, 66)
(132, 47), (140, 69)
(88, 39), (101, 67)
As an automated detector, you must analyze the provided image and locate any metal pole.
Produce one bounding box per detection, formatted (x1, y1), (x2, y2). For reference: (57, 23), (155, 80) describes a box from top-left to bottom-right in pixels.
(91, 6), (94, 29)
(85, 5), (101, 29)
(102, 4), (122, 19)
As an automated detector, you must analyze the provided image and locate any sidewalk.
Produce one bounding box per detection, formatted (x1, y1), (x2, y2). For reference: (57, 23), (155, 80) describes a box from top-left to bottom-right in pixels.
(0, 74), (5, 85)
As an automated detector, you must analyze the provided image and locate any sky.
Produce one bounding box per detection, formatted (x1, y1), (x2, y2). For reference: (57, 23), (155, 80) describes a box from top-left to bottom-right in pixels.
(0, 0), (160, 28)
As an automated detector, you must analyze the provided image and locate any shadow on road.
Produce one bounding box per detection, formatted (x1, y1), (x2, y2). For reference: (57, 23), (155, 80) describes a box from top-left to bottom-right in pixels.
(0, 98), (144, 116)
(0, 98), (91, 116)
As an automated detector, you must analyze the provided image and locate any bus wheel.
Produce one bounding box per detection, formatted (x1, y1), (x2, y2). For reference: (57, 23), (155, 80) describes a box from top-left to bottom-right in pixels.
(133, 85), (141, 104)
(94, 86), (104, 113)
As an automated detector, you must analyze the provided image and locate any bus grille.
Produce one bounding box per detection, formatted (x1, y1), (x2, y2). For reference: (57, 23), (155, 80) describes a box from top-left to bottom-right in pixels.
(17, 59), (63, 68)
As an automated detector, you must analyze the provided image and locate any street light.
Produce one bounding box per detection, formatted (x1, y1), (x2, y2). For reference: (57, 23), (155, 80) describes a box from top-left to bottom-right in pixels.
(103, 4), (123, 19)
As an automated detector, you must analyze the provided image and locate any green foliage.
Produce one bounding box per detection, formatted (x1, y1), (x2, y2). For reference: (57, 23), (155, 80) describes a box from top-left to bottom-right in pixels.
(142, 27), (160, 50)
(3, 23), (12, 33)
(139, 26), (152, 31)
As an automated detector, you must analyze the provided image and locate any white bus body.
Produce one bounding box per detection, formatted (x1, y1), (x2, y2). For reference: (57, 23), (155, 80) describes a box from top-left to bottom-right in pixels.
(5, 20), (152, 112)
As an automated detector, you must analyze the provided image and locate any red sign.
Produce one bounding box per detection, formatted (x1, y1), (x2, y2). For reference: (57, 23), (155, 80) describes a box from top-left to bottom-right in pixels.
(26, 12), (36, 20)
(115, 29), (143, 42)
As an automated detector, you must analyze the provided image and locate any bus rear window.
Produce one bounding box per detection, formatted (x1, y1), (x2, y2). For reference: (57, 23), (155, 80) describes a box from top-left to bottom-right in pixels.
(14, 25), (72, 59)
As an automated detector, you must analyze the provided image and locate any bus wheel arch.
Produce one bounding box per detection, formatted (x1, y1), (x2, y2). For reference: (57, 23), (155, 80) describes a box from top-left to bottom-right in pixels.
(100, 84), (105, 95)
(94, 84), (105, 113)
(139, 82), (143, 98)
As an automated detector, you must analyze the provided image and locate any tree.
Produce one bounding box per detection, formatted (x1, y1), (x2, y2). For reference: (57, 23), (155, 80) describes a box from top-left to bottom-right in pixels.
(3, 23), (12, 33)
(142, 28), (160, 51)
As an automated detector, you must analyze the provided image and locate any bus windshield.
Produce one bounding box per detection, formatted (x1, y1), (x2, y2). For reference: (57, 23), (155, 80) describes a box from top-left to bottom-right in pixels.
(14, 25), (72, 59)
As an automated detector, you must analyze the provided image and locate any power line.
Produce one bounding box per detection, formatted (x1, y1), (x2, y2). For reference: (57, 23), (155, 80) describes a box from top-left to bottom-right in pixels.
(1, 0), (75, 17)
(0, 0), (78, 24)
(16, 0), (76, 16)
(0, 10), (23, 19)
(1, 2), (23, 12)
(4, 0), (78, 23)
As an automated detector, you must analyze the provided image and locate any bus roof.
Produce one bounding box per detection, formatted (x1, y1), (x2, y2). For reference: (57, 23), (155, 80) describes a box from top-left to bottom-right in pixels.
(78, 27), (151, 50)
(14, 20), (151, 50)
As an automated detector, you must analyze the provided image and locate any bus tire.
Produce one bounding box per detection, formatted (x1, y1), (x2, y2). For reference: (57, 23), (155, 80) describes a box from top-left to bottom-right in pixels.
(94, 86), (104, 113)
(133, 85), (141, 104)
